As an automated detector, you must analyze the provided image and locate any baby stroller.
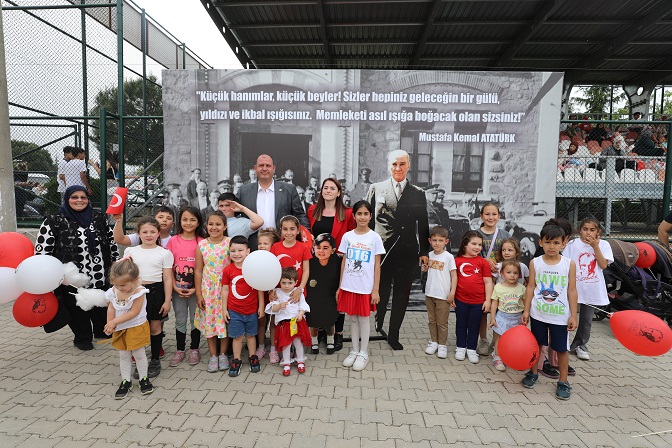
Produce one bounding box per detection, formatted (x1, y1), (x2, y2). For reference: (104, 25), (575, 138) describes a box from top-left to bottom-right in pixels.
(598, 239), (672, 325)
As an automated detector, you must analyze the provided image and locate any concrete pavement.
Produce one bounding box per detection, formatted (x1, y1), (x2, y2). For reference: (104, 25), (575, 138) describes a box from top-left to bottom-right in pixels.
(1, 303), (672, 447)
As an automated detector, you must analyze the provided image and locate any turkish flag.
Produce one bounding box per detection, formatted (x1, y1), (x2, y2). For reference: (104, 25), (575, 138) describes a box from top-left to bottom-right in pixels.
(106, 187), (128, 214)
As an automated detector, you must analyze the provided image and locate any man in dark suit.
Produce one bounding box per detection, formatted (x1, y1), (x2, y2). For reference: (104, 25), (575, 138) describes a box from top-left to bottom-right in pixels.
(238, 154), (309, 249)
(366, 149), (430, 350)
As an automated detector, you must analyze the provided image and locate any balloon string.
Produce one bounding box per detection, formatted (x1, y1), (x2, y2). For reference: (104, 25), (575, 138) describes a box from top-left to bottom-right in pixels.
(582, 303), (614, 317)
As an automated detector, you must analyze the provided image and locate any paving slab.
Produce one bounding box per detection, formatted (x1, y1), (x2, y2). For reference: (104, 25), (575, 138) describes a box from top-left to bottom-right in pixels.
(1, 302), (672, 447)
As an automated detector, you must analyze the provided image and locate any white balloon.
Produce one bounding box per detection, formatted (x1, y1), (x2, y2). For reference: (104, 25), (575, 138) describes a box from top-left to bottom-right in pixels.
(15, 255), (65, 294)
(0, 267), (23, 304)
(242, 250), (282, 291)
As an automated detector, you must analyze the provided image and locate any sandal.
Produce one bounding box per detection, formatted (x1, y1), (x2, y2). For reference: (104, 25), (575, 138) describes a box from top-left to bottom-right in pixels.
(311, 344), (319, 354)
(297, 362), (306, 374)
(282, 364), (291, 376)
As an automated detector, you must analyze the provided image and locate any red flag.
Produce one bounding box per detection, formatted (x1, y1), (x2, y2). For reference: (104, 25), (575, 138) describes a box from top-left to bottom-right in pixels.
(106, 187), (128, 215)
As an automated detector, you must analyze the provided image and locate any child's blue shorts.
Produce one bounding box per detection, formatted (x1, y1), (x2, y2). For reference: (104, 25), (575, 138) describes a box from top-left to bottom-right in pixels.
(228, 310), (258, 338)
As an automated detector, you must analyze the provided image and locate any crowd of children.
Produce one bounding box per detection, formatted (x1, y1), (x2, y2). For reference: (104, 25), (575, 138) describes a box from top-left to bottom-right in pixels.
(104, 194), (608, 402)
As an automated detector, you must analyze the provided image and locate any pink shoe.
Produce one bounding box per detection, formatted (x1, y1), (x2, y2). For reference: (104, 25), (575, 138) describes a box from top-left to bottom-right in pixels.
(169, 350), (186, 367)
(187, 349), (201, 366)
(269, 350), (280, 364)
(256, 347), (266, 359)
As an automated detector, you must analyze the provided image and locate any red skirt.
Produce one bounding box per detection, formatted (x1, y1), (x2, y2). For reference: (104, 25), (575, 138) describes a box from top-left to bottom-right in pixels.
(275, 318), (312, 351)
(337, 289), (375, 317)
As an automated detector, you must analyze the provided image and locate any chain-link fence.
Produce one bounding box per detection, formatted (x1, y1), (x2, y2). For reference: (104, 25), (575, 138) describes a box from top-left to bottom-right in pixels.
(556, 119), (672, 240)
(4, 0), (209, 228)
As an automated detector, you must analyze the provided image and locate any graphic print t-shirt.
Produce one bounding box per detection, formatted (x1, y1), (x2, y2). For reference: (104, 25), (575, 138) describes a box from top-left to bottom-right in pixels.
(165, 235), (202, 289)
(338, 229), (385, 295)
(492, 282), (526, 314)
(562, 239), (613, 306)
(530, 256), (572, 325)
(425, 251), (457, 300)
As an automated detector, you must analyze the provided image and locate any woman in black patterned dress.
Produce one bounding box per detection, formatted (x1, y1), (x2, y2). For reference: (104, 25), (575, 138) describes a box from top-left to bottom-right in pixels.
(35, 185), (119, 350)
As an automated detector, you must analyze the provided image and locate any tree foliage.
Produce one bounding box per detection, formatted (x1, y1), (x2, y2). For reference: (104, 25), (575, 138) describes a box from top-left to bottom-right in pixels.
(571, 86), (626, 116)
(88, 76), (163, 169)
(11, 140), (57, 173)
(650, 90), (672, 117)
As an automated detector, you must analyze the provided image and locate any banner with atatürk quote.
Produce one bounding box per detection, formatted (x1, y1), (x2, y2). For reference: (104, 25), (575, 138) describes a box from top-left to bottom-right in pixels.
(163, 70), (562, 306)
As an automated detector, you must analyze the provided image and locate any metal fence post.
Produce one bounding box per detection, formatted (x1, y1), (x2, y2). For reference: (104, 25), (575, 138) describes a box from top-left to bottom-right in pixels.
(99, 108), (107, 210)
(663, 121), (672, 215)
(0, 10), (17, 232)
(116, 0), (124, 189)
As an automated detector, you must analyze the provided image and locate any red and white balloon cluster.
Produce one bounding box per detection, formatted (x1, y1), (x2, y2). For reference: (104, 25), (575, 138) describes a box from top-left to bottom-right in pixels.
(0, 232), (75, 327)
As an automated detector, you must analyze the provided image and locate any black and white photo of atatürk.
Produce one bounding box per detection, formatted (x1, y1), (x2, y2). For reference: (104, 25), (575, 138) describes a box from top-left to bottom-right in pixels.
(162, 69), (563, 309)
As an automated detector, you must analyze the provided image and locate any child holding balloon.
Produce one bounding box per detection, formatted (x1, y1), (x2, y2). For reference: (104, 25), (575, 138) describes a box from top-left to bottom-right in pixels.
(257, 228), (281, 362)
(561, 217), (613, 361)
(222, 235), (265, 377)
(521, 225), (578, 400)
(489, 260), (526, 372)
(104, 257), (153, 399)
(477, 202), (511, 356)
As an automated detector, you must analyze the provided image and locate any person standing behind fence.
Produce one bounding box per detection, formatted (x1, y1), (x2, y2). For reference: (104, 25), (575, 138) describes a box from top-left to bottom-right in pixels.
(63, 147), (93, 195)
(57, 147), (74, 201)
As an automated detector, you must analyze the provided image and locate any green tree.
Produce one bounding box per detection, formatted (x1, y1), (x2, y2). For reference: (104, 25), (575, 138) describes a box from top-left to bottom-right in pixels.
(88, 76), (163, 169)
(11, 140), (57, 173)
(572, 85), (626, 116)
(650, 90), (672, 116)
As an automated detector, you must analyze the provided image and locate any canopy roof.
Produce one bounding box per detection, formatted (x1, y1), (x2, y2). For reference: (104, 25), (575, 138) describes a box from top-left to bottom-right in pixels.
(204, 0), (672, 86)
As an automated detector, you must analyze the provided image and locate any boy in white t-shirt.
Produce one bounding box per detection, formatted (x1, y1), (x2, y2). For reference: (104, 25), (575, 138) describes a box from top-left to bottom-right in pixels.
(522, 225), (578, 400)
(422, 226), (457, 359)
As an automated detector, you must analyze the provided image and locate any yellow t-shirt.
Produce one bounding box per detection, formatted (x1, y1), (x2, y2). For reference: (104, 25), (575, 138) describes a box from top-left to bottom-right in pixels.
(492, 282), (526, 314)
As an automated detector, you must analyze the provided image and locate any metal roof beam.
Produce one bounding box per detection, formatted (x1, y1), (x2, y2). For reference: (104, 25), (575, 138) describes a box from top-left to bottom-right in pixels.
(316, 0), (333, 65)
(202, 2), (252, 68)
(493, 0), (563, 67)
(213, 1), (317, 6)
(411, 0), (444, 65)
(575, 1), (672, 70)
(229, 21), (425, 29)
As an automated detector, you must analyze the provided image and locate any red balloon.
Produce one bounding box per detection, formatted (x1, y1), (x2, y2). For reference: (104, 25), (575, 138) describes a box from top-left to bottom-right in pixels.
(497, 325), (540, 370)
(12, 292), (58, 328)
(0, 232), (34, 268)
(634, 242), (656, 268)
(610, 310), (672, 356)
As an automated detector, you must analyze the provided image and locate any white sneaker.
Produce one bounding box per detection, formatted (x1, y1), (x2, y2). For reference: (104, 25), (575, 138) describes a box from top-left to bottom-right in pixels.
(455, 347), (466, 361)
(425, 341), (439, 355)
(575, 347), (590, 360)
(352, 352), (369, 371)
(467, 349), (479, 364)
(477, 338), (490, 356)
(493, 355), (506, 371)
(342, 351), (359, 367)
(437, 345), (448, 359)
